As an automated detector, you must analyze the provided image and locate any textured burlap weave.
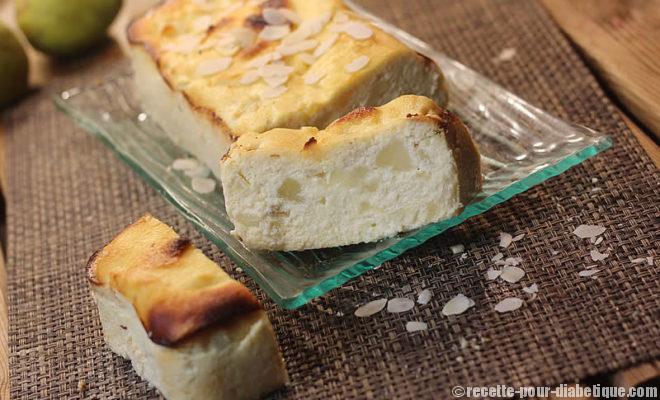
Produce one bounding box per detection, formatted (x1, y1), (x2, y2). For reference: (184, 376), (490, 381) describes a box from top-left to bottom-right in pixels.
(6, 0), (659, 398)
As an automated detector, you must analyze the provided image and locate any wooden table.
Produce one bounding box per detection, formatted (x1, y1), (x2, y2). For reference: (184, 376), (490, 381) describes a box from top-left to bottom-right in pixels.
(1, 1), (658, 398)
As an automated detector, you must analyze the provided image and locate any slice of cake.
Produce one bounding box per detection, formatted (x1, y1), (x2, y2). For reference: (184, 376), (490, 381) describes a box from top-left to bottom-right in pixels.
(87, 215), (287, 400)
(129, 0), (448, 176)
(220, 95), (482, 251)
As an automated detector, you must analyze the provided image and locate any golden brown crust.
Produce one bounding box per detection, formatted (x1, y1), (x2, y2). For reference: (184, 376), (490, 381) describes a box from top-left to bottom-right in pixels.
(87, 214), (263, 347)
(147, 281), (262, 346)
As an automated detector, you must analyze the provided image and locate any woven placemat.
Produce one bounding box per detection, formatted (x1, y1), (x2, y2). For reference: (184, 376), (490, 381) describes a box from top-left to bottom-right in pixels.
(6, 0), (659, 398)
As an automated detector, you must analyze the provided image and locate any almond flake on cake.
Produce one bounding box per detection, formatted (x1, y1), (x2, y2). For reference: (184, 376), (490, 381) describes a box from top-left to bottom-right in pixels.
(304, 71), (324, 85)
(262, 85), (288, 99)
(343, 21), (373, 40)
(195, 57), (233, 76)
(277, 39), (319, 56)
(345, 55), (369, 72)
(259, 25), (291, 41)
(314, 33), (339, 57)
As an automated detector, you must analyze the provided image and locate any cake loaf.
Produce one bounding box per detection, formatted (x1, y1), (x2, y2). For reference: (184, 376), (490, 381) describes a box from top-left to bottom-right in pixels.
(87, 215), (288, 400)
(220, 95), (482, 251)
(129, 0), (448, 176)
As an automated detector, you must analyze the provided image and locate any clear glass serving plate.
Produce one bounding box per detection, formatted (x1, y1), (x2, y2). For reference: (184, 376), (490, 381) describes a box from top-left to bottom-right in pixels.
(54, 1), (611, 309)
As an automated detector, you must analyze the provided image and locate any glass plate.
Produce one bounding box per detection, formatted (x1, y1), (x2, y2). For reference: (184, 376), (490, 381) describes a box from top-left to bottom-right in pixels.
(54, 2), (611, 309)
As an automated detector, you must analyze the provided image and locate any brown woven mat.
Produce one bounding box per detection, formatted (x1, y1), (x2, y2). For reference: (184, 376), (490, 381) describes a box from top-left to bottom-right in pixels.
(6, 0), (659, 398)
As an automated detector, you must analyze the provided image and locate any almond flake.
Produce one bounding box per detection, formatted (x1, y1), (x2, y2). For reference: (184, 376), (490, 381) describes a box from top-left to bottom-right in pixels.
(278, 39), (318, 56)
(259, 25), (290, 41)
(313, 33), (339, 57)
(172, 158), (199, 171)
(573, 224), (606, 239)
(184, 165), (211, 178)
(263, 8), (289, 25)
(512, 233), (525, 242)
(333, 12), (349, 24)
(522, 283), (538, 294)
(417, 289), (432, 305)
(298, 53), (317, 65)
(195, 57), (232, 76)
(590, 249), (609, 261)
(247, 52), (280, 69)
(406, 321), (428, 332)
(499, 232), (513, 248)
(595, 237), (603, 245)
(578, 269), (599, 277)
(191, 177), (216, 194)
(492, 253), (504, 262)
(450, 244), (465, 254)
(354, 298), (387, 317)
(345, 55), (369, 72)
(442, 294), (475, 316)
(500, 266), (525, 283)
(260, 63), (294, 77)
(486, 267), (501, 281)
(163, 34), (200, 53)
(264, 74), (289, 87)
(279, 8), (302, 25)
(304, 71), (324, 85)
(387, 298), (415, 313)
(283, 13), (331, 45)
(494, 297), (523, 313)
(262, 85), (288, 98)
(344, 21), (373, 40)
(229, 28), (256, 49)
(240, 70), (261, 85)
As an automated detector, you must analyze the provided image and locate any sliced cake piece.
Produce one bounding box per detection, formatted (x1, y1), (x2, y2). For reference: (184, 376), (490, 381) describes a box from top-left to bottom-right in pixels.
(129, 0), (447, 176)
(220, 95), (482, 251)
(87, 215), (287, 400)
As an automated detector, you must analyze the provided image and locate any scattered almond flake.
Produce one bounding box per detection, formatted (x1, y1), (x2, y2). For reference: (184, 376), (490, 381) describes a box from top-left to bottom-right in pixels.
(387, 298), (415, 313)
(191, 177), (216, 194)
(264, 74), (289, 87)
(195, 57), (232, 76)
(492, 253), (504, 262)
(343, 21), (373, 40)
(278, 39), (318, 56)
(512, 233), (525, 242)
(259, 63), (295, 77)
(298, 52), (317, 64)
(578, 269), (599, 278)
(263, 7), (289, 25)
(345, 55), (369, 72)
(486, 267), (502, 281)
(313, 33), (339, 57)
(522, 283), (538, 294)
(405, 321), (428, 332)
(283, 13), (331, 45)
(441, 294), (475, 316)
(459, 336), (469, 349)
(354, 298), (387, 317)
(259, 24), (291, 41)
(262, 85), (288, 98)
(450, 244), (465, 254)
(336, 311), (344, 317)
(417, 289), (432, 305)
(184, 165), (211, 178)
(137, 112), (148, 122)
(460, 253), (468, 261)
(551, 250), (559, 255)
(278, 8), (301, 25)
(494, 297), (524, 313)
(647, 256), (654, 265)
(505, 257), (522, 266)
(573, 224), (606, 239)
(172, 158), (199, 171)
(591, 177), (599, 183)
(590, 249), (609, 261)
(229, 27), (256, 49)
(240, 70), (261, 85)
(193, 15), (214, 32)
(631, 257), (646, 264)
(499, 266), (525, 283)
(595, 237), (603, 245)
(101, 112), (111, 121)
(499, 232), (513, 248)
(304, 71), (324, 85)
(493, 47), (516, 63)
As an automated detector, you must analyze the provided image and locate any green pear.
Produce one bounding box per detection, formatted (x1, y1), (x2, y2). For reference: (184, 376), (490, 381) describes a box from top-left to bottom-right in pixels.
(0, 23), (29, 109)
(17, 0), (122, 57)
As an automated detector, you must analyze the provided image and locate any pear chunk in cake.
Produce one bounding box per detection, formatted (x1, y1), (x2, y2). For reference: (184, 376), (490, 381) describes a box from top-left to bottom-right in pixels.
(220, 95), (482, 251)
(87, 215), (287, 400)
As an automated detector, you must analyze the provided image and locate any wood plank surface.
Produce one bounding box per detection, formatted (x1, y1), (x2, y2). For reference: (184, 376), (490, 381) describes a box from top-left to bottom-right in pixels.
(541, 0), (660, 141)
